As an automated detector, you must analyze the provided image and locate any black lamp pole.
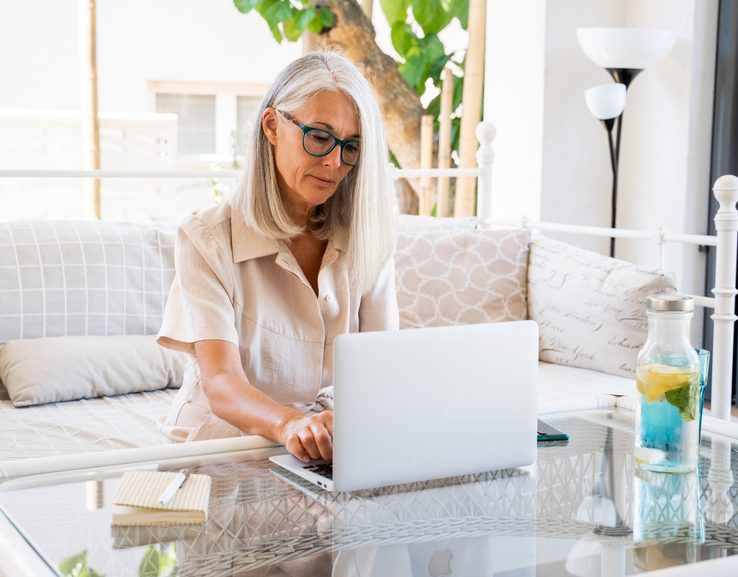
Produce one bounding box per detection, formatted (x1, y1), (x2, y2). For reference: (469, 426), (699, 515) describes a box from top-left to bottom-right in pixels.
(602, 67), (643, 258)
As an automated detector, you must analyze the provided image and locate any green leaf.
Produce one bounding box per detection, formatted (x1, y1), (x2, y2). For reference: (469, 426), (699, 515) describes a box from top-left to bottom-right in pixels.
(282, 7), (312, 42)
(398, 48), (427, 93)
(450, 117), (460, 151)
(390, 21), (414, 56)
(58, 551), (92, 577)
(445, 0), (468, 29)
(664, 382), (699, 421)
(412, 0), (452, 35)
(317, 6), (334, 28)
(233, 0), (259, 14)
(296, 7), (315, 29)
(258, 0), (293, 29)
(139, 546), (161, 577)
(420, 33), (448, 80)
(380, 0), (410, 25)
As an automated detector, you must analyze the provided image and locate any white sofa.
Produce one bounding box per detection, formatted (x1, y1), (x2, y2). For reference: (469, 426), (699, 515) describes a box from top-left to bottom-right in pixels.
(0, 204), (727, 478)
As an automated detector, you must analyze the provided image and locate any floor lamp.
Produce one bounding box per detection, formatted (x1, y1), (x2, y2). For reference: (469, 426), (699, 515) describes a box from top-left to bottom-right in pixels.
(577, 27), (676, 257)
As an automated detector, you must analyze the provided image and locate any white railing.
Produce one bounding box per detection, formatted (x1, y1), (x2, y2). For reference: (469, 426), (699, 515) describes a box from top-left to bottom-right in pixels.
(0, 169), (241, 179)
(0, 121), (736, 418)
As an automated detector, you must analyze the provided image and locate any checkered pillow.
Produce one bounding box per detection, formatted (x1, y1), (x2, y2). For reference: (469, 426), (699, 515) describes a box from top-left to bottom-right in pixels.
(0, 220), (176, 343)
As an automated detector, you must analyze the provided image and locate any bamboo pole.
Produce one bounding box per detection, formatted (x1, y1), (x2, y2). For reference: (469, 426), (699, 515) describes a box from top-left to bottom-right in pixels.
(79, 0), (101, 219)
(454, 0), (486, 217)
(419, 115), (434, 215)
(437, 66), (454, 217)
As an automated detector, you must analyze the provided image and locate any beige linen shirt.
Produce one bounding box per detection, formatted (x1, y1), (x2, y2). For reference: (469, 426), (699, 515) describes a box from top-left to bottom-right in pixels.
(158, 202), (398, 441)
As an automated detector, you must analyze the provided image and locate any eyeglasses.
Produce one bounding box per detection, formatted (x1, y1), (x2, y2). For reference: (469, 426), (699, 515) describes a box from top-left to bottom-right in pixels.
(278, 110), (360, 167)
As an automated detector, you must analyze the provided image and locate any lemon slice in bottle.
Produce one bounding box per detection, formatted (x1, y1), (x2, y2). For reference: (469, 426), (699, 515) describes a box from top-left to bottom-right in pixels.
(635, 447), (666, 465)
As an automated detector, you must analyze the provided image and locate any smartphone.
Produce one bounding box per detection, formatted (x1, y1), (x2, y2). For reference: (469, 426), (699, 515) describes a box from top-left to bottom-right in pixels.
(537, 419), (569, 442)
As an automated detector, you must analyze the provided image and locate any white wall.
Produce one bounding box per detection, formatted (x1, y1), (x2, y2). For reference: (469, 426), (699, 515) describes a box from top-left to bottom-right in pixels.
(617, 0), (718, 304)
(0, 0), (301, 112)
(485, 0), (718, 340)
(484, 0), (547, 220)
(540, 0), (622, 254)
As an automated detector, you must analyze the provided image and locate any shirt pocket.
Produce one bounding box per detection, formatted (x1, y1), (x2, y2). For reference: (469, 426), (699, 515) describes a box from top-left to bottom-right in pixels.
(239, 314), (325, 405)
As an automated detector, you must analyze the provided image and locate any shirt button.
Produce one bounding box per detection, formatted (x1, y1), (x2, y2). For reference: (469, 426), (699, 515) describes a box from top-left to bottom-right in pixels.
(323, 295), (331, 302)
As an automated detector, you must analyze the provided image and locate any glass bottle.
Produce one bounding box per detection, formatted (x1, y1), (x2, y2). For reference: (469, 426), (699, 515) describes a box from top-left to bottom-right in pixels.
(635, 295), (700, 473)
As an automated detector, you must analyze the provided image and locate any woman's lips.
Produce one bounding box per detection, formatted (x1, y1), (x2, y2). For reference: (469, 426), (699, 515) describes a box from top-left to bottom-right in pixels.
(310, 175), (334, 185)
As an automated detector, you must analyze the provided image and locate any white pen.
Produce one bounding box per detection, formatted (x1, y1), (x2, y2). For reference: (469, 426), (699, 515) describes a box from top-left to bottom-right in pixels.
(158, 468), (189, 505)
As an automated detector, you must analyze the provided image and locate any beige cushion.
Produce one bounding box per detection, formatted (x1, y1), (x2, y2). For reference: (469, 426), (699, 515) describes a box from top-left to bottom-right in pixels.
(527, 236), (678, 378)
(395, 226), (530, 328)
(0, 335), (186, 407)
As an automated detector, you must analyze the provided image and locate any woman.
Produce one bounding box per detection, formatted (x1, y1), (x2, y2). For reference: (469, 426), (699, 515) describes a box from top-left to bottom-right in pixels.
(158, 52), (398, 463)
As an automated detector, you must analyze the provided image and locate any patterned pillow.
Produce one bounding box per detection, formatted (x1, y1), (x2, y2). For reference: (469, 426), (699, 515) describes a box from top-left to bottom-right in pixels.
(0, 220), (175, 343)
(527, 236), (677, 378)
(395, 222), (530, 329)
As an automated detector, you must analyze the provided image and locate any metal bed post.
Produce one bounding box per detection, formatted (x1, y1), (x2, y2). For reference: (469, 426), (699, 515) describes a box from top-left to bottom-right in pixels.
(475, 121), (496, 223)
(710, 174), (738, 419)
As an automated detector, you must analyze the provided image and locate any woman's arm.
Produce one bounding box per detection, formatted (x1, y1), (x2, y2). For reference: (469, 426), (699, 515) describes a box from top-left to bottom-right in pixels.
(195, 339), (333, 462)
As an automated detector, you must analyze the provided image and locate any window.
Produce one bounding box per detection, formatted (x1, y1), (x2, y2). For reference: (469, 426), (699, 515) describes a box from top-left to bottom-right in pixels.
(150, 81), (268, 160)
(155, 93), (216, 156)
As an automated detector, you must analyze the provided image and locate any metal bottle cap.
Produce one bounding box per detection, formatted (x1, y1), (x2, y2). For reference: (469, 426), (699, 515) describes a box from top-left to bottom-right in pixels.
(646, 294), (694, 312)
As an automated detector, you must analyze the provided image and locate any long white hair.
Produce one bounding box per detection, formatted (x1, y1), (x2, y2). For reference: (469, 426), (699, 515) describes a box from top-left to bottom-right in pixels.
(233, 51), (394, 293)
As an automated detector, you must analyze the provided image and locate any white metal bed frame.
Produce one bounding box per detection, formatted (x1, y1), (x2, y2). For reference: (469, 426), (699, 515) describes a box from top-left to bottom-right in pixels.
(0, 123), (735, 473)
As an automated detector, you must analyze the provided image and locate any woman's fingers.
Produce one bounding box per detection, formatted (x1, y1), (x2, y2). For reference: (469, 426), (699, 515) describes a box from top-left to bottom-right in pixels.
(284, 435), (304, 461)
(310, 421), (332, 461)
(284, 412), (334, 462)
(298, 428), (322, 460)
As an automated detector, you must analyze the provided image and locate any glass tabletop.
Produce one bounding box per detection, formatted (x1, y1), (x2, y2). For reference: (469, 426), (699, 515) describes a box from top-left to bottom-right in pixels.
(1, 409), (738, 577)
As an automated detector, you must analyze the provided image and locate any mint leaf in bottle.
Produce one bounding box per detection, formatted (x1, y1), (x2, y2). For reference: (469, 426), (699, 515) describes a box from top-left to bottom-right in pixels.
(664, 383), (699, 421)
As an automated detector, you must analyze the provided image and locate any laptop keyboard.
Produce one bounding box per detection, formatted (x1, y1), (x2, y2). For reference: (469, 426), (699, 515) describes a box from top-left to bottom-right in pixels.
(304, 462), (333, 480)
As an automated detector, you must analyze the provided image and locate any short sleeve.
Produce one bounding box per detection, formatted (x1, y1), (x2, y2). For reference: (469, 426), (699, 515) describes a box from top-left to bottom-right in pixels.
(157, 223), (239, 354)
(358, 256), (399, 332)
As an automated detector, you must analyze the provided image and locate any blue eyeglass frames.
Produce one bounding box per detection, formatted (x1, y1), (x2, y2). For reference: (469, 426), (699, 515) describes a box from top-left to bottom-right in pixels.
(278, 110), (360, 167)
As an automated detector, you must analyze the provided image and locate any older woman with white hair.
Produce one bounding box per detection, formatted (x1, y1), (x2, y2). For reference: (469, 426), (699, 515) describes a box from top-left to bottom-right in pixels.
(157, 51), (398, 463)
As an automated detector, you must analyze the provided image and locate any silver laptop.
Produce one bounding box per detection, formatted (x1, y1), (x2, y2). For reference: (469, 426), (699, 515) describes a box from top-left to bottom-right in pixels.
(270, 320), (538, 492)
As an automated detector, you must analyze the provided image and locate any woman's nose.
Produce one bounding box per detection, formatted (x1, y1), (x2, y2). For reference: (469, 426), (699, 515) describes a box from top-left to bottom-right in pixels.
(322, 145), (343, 168)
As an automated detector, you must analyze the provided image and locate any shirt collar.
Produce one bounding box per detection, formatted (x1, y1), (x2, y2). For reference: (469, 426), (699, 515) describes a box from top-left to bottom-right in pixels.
(229, 202), (348, 263)
(230, 203), (281, 263)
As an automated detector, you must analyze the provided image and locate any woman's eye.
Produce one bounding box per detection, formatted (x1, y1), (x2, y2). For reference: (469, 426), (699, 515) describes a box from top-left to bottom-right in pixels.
(311, 134), (330, 143)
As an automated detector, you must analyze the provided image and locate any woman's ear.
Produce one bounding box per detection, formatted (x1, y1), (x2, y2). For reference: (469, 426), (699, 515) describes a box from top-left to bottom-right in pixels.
(262, 108), (278, 145)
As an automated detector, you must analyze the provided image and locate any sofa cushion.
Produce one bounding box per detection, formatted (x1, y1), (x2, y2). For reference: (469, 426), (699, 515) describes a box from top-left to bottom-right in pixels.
(0, 220), (175, 343)
(527, 236), (677, 378)
(0, 335), (186, 407)
(395, 222), (530, 329)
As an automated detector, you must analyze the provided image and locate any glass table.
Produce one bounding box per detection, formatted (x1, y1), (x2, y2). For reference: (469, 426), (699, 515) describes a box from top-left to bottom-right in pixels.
(1, 409), (738, 576)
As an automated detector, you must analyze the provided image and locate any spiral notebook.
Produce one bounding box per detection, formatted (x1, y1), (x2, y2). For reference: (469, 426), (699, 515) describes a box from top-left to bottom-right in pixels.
(111, 470), (212, 526)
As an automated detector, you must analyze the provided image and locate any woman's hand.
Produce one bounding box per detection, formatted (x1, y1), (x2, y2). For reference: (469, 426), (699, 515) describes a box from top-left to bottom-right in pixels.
(280, 411), (334, 462)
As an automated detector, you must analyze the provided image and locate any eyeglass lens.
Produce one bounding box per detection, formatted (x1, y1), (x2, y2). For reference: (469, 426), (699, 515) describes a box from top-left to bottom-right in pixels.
(304, 129), (360, 166)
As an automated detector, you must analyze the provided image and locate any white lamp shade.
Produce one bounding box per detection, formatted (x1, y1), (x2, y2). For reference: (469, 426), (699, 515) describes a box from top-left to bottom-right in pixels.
(577, 27), (676, 69)
(584, 83), (626, 120)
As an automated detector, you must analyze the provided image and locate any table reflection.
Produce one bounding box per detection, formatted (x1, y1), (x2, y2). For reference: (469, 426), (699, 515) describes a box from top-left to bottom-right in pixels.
(633, 468), (704, 571)
(110, 466), (538, 576)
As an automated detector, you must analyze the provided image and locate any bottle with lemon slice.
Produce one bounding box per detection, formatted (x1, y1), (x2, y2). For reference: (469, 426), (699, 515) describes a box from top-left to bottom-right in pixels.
(635, 295), (700, 473)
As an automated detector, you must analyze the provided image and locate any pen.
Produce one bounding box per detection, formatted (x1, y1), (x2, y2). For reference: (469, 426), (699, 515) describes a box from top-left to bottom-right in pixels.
(158, 468), (189, 505)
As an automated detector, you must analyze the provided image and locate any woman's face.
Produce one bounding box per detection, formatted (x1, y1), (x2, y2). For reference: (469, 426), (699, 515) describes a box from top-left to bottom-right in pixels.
(262, 90), (359, 224)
